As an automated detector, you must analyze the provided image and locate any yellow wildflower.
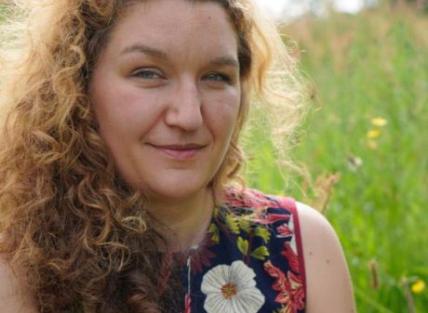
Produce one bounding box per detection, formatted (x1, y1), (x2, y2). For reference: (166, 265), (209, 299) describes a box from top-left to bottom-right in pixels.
(411, 279), (426, 294)
(371, 117), (388, 127)
(367, 140), (378, 150)
(367, 129), (381, 139)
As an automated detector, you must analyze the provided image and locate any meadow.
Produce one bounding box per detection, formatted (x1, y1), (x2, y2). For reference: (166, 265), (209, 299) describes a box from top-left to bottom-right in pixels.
(0, 2), (427, 313)
(244, 4), (428, 312)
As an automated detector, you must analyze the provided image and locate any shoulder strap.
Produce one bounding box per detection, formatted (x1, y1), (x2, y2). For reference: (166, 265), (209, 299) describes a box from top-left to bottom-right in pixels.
(277, 197), (307, 305)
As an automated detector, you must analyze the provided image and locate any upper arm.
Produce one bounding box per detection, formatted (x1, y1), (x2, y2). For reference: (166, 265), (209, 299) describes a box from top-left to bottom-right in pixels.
(0, 256), (38, 313)
(296, 202), (356, 313)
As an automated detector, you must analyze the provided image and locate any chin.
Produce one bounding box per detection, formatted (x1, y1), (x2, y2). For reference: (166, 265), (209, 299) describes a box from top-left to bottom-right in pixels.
(140, 180), (209, 203)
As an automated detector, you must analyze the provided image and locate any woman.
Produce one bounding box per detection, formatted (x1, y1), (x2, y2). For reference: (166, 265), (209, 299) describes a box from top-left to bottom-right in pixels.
(0, 0), (356, 312)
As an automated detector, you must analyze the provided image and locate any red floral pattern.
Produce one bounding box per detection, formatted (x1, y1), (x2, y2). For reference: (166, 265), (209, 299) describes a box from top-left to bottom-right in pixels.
(264, 261), (305, 313)
(183, 188), (306, 313)
(281, 242), (300, 274)
(276, 223), (293, 238)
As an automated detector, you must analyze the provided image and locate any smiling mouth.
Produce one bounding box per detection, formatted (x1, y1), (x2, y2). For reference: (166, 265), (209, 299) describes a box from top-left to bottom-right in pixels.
(147, 143), (206, 160)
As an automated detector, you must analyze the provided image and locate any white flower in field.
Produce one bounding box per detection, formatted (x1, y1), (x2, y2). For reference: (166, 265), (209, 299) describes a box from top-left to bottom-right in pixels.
(201, 260), (265, 313)
(347, 155), (363, 172)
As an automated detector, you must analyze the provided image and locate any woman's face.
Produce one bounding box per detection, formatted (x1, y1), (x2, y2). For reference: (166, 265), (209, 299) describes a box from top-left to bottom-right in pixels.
(90, 0), (241, 205)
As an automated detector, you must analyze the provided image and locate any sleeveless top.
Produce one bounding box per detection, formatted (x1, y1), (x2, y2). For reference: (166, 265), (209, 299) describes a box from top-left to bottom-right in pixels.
(181, 188), (307, 313)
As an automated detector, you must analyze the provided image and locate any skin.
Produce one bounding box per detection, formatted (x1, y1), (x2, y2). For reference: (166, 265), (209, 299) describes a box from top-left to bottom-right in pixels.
(0, 0), (356, 311)
(0, 207), (357, 313)
(0, 257), (37, 313)
(89, 0), (241, 249)
(297, 203), (357, 313)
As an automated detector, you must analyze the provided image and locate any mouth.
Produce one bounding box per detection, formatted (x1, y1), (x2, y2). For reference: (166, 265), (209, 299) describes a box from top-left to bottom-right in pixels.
(147, 143), (207, 160)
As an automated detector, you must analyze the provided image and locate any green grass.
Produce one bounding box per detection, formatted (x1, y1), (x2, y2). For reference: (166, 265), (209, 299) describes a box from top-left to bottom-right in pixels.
(1, 2), (426, 312)
(244, 6), (428, 312)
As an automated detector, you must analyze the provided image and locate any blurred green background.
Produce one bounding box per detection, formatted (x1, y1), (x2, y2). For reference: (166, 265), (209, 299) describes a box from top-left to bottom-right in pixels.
(244, 2), (428, 312)
(1, 1), (427, 312)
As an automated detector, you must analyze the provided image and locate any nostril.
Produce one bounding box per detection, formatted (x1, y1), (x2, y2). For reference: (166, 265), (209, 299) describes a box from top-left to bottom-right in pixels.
(165, 95), (204, 130)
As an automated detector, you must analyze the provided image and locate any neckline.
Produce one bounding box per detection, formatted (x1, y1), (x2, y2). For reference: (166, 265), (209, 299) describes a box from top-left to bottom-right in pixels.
(172, 204), (226, 261)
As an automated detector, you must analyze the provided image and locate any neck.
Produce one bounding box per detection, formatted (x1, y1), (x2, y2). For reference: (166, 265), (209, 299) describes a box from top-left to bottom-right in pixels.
(146, 188), (215, 251)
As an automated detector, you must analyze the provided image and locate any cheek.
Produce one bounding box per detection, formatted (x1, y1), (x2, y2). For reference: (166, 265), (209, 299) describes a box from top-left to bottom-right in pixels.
(204, 90), (240, 133)
(93, 84), (164, 140)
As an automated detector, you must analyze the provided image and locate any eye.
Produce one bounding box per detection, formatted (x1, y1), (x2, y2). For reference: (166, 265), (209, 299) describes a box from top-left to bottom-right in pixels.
(204, 72), (232, 83)
(132, 68), (163, 80)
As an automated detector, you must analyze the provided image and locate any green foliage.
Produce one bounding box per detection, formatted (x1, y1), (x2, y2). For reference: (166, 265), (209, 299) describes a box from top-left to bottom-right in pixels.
(245, 5), (428, 313)
(251, 246), (270, 261)
(208, 223), (220, 244)
(237, 236), (249, 255)
(225, 213), (240, 235)
(238, 216), (252, 233)
(255, 225), (271, 244)
(0, 1), (426, 311)
(0, 3), (11, 22)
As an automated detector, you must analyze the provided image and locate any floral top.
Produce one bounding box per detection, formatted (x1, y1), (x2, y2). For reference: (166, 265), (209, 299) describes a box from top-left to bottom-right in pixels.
(182, 188), (306, 313)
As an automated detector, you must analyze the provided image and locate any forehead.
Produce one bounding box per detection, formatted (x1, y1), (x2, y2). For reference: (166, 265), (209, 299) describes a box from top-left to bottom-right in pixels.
(106, 0), (238, 59)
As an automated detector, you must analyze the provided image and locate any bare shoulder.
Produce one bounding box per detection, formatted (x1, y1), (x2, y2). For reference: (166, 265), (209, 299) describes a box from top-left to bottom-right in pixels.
(295, 202), (357, 313)
(0, 254), (37, 313)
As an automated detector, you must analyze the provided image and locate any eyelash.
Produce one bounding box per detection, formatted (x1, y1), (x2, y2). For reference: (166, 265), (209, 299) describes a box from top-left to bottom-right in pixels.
(205, 73), (232, 83)
(132, 69), (163, 80)
(132, 69), (232, 83)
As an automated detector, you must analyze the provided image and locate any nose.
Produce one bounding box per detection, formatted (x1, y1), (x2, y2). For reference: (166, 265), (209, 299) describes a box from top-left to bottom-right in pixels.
(164, 79), (203, 131)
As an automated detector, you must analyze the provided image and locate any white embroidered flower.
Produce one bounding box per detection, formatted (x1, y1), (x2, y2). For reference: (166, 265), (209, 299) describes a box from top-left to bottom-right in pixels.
(201, 260), (265, 313)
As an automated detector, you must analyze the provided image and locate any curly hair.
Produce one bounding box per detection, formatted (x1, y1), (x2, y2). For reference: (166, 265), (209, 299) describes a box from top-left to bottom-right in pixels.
(0, 0), (307, 312)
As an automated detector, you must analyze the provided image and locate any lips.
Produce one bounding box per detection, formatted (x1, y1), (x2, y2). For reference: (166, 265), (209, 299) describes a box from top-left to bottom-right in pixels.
(147, 143), (206, 160)
(153, 144), (205, 150)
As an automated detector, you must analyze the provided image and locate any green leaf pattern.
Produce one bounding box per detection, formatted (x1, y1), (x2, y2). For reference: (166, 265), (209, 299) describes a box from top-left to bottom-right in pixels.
(251, 246), (270, 260)
(208, 223), (220, 244)
(222, 209), (272, 261)
(225, 213), (240, 234)
(255, 225), (271, 244)
(237, 236), (249, 255)
(238, 217), (252, 233)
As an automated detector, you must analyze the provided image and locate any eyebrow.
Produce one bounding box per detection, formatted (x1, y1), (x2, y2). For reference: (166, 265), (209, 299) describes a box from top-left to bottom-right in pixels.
(121, 43), (239, 69)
